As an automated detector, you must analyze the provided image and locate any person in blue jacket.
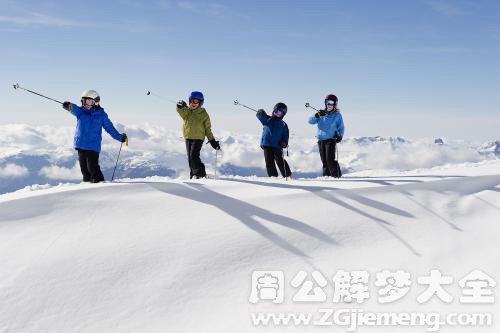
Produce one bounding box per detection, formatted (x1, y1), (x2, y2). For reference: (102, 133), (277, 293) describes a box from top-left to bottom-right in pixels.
(62, 90), (127, 183)
(308, 94), (345, 177)
(256, 102), (292, 178)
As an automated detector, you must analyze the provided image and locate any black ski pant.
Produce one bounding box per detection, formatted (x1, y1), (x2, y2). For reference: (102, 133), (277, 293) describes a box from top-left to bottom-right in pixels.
(318, 139), (339, 177)
(263, 147), (291, 178)
(77, 149), (105, 183)
(185, 139), (206, 178)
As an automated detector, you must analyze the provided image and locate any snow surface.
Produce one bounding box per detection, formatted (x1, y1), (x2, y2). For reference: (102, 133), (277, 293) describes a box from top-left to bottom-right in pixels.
(0, 160), (499, 332)
(0, 123), (498, 194)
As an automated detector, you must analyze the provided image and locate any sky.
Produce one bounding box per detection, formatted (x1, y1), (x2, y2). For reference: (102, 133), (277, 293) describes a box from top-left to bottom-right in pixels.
(1, 0), (499, 140)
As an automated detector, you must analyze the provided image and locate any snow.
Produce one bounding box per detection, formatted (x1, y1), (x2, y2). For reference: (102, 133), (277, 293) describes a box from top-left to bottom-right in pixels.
(0, 123), (498, 194)
(0, 161), (499, 332)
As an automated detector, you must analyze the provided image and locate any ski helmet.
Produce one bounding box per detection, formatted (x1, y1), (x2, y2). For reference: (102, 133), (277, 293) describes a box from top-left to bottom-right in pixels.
(189, 91), (204, 106)
(324, 94), (338, 106)
(81, 90), (100, 105)
(272, 102), (287, 118)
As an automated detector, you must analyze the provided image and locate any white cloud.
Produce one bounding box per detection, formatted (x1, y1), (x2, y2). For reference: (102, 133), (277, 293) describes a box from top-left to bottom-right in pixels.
(177, 1), (197, 10)
(0, 123), (498, 195)
(0, 163), (29, 178)
(39, 163), (81, 181)
(0, 12), (81, 27)
(0, 27), (20, 32)
(175, 1), (227, 16)
(427, 1), (465, 17)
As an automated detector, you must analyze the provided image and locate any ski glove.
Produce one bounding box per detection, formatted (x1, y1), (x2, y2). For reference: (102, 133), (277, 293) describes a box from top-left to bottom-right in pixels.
(314, 110), (326, 118)
(177, 100), (187, 109)
(335, 134), (343, 143)
(63, 101), (72, 112)
(280, 140), (288, 148)
(209, 139), (221, 150)
(121, 133), (128, 143)
(257, 109), (267, 116)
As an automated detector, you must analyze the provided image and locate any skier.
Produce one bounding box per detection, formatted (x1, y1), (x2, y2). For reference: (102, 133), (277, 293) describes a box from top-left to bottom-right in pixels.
(62, 90), (127, 183)
(308, 94), (345, 177)
(176, 91), (220, 179)
(256, 103), (292, 178)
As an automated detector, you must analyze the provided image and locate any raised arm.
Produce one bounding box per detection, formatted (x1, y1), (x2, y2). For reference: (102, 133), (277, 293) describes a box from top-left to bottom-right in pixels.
(256, 110), (270, 125)
(63, 102), (84, 118)
(176, 104), (190, 121)
(308, 115), (319, 124)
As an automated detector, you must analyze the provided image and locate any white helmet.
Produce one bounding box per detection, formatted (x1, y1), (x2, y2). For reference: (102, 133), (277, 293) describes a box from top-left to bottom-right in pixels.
(81, 89), (100, 104)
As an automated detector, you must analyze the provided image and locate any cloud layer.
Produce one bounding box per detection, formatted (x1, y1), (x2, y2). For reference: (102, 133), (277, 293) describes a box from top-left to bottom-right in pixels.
(0, 123), (498, 194)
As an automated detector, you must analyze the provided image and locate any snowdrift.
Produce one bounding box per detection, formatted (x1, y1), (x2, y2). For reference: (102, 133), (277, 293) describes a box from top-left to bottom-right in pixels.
(1, 162), (499, 332)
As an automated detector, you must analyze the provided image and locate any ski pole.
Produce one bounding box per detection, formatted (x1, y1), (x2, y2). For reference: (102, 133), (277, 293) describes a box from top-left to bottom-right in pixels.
(214, 149), (218, 180)
(336, 141), (339, 161)
(305, 102), (321, 112)
(146, 90), (177, 104)
(13, 83), (63, 105)
(234, 100), (258, 112)
(281, 150), (289, 181)
(205, 138), (221, 179)
(111, 142), (123, 181)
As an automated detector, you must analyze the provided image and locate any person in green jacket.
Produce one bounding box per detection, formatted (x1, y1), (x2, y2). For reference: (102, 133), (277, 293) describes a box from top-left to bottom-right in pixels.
(176, 91), (220, 179)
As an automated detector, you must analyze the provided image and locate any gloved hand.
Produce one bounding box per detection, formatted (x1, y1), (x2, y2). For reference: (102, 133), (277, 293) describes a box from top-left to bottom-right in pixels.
(335, 134), (343, 143)
(209, 139), (221, 150)
(314, 110), (326, 118)
(63, 101), (72, 111)
(280, 140), (288, 148)
(121, 133), (128, 143)
(177, 100), (187, 108)
(257, 109), (267, 116)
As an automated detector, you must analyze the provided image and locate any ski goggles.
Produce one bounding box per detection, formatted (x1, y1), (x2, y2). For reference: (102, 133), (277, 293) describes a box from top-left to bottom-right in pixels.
(189, 99), (200, 105)
(81, 97), (96, 106)
(325, 100), (336, 106)
(272, 109), (285, 117)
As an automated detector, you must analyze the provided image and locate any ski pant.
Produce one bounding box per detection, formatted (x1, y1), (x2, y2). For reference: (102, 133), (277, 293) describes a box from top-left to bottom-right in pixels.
(263, 147), (291, 178)
(185, 139), (206, 178)
(318, 139), (341, 177)
(77, 149), (105, 183)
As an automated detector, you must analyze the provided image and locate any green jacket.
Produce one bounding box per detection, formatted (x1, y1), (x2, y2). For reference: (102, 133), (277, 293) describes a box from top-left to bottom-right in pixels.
(176, 106), (215, 141)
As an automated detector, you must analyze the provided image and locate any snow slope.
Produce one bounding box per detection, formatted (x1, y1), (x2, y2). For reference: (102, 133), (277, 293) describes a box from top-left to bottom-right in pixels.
(0, 161), (499, 332)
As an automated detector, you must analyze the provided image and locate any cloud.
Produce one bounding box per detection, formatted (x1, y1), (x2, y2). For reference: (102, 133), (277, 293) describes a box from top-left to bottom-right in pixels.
(426, 0), (465, 17)
(177, 1), (197, 10)
(0, 27), (20, 32)
(39, 163), (81, 181)
(0, 123), (498, 194)
(0, 12), (81, 27)
(0, 163), (29, 178)
(409, 46), (473, 54)
(175, 1), (228, 16)
(0, 9), (157, 33)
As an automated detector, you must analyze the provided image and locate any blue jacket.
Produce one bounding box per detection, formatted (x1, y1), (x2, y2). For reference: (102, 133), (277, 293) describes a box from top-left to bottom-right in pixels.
(257, 113), (289, 149)
(308, 111), (345, 141)
(68, 103), (124, 152)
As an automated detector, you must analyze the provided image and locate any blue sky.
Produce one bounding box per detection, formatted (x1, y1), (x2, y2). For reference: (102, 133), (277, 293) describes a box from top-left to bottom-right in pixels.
(1, 0), (499, 140)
